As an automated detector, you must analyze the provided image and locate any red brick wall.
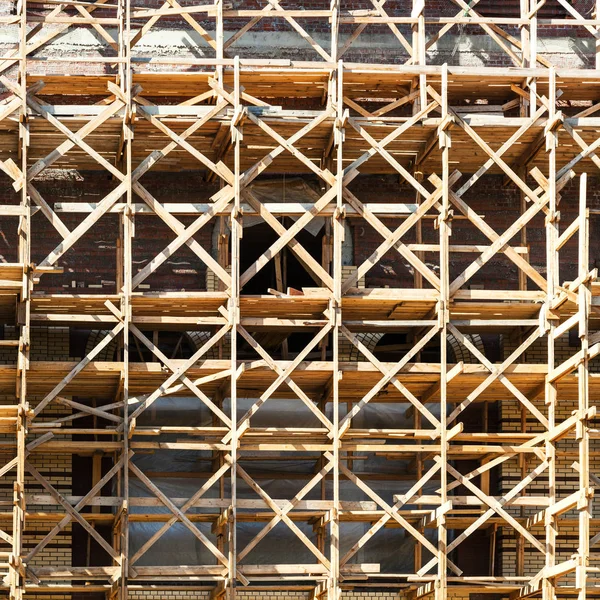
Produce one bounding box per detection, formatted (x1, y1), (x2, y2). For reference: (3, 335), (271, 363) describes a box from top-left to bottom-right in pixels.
(0, 171), (218, 293)
(7, 0), (597, 73)
(348, 174), (600, 290)
(2, 171), (597, 293)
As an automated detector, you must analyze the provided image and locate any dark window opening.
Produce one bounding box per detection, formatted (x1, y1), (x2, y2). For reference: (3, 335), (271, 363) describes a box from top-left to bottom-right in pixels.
(239, 220), (326, 357)
(128, 330), (195, 362)
(71, 416), (115, 600)
(239, 220), (325, 295)
(373, 333), (409, 359)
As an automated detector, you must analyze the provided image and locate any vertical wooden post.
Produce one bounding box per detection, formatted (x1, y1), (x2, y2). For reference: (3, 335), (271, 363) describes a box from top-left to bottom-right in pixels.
(520, 0), (531, 124)
(518, 168), (528, 291)
(576, 173), (590, 600)
(517, 404), (527, 576)
(228, 54), (242, 600)
(414, 170), (424, 290)
(118, 0), (132, 595)
(216, 0), (224, 86)
(414, 410), (423, 572)
(529, 0), (537, 117)
(542, 65), (558, 600)
(436, 63), (450, 600)
(330, 0), (339, 63)
(520, 0), (530, 69)
(412, 0), (426, 112)
(12, 0), (28, 596)
(328, 58), (344, 600)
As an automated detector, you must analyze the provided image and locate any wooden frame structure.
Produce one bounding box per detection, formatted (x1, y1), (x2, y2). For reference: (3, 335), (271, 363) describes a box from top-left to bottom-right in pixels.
(1, 1), (600, 599)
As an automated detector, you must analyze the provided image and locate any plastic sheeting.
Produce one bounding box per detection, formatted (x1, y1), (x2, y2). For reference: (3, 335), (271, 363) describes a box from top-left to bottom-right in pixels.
(128, 397), (441, 569)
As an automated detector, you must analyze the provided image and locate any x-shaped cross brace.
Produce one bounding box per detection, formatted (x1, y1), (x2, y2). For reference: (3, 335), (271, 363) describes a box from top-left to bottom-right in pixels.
(240, 107), (335, 188)
(447, 325), (544, 424)
(343, 97), (438, 185)
(339, 323), (441, 434)
(235, 460), (331, 568)
(130, 0), (217, 52)
(446, 461), (546, 554)
(340, 99), (453, 291)
(223, 322), (335, 443)
(340, 459), (440, 567)
(132, 83), (260, 291)
(124, 322), (232, 428)
(27, 460), (121, 562)
(130, 461), (229, 568)
(435, 0), (524, 67)
(419, 459), (549, 575)
(447, 323), (549, 428)
(426, 111), (553, 293)
(441, 425), (553, 505)
(240, 187), (337, 291)
(34, 303), (124, 417)
(136, 101), (234, 185)
(27, 86), (125, 182)
(24, 88), (125, 238)
(339, 461), (462, 576)
(242, 189), (334, 289)
(21, 84), (129, 269)
(338, 0), (413, 60)
(345, 167), (457, 293)
(4, 435), (75, 562)
(0, 0), (115, 76)
(429, 86), (547, 205)
(25, 454), (125, 564)
(39, 179), (128, 269)
(130, 459), (232, 565)
(27, 0), (121, 54)
(235, 108), (337, 288)
(448, 188), (550, 297)
(343, 187), (440, 291)
(132, 93), (233, 290)
(237, 452), (334, 561)
(131, 186), (234, 290)
(223, 0), (332, 61)
(425, 90), (556, 295)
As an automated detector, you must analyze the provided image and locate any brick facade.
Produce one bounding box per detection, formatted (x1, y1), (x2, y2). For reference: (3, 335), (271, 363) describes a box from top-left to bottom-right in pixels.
(1, 0), (599, 597)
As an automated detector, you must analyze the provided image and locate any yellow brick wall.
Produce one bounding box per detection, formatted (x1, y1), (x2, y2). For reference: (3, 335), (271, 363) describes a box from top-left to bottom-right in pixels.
(0, 327), (74, 600)
(499, 331), (599, 577)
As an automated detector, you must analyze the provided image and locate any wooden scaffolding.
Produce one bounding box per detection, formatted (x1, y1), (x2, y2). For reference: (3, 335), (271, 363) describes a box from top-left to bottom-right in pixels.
(1, 0), (600, 598)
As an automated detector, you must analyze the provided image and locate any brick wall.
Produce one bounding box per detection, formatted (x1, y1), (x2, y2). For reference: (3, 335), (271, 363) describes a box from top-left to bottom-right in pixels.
(0, 171), (218, 294)
(2, 0), (597, 70)
(1, 172), (597, 296)
(0, 327), (73, 600)
(0, 404), (73, 600)
(349, 174), (600, 291)
(498, 333), (600, 578)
